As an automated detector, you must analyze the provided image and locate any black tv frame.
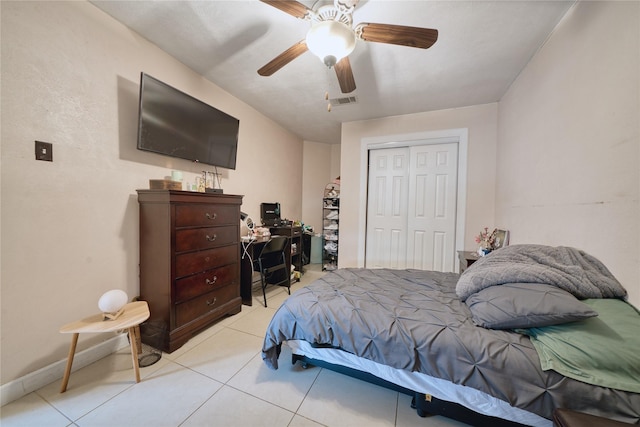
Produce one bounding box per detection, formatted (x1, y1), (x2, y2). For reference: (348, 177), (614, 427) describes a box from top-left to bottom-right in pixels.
(137, 72), (239, 169)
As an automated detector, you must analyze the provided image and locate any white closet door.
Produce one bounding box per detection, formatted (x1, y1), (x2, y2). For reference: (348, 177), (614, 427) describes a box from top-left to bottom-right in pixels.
(366, 143), (458, 272)
(406, 143), (458, 271)
(365, 147), (410, 269)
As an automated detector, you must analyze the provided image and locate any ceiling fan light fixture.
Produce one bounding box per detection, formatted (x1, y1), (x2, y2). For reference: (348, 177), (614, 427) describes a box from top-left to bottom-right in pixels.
(306, 20), (356, 68)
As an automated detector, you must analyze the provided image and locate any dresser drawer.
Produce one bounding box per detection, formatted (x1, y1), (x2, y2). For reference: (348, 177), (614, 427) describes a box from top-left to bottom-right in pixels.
(174, 263), (237, 303)
(175, 284), (238, 327)
(175, 226), (238, 253)
(175, 204), (238, 227)
(175, 244), (238, 278)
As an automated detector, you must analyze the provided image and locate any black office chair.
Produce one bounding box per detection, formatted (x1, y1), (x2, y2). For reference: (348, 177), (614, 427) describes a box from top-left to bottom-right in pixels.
(254, 236), (290, 307)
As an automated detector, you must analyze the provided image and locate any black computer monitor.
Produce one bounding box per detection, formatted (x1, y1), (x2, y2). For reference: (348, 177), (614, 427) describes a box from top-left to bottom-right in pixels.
(260, 202), (280, 225)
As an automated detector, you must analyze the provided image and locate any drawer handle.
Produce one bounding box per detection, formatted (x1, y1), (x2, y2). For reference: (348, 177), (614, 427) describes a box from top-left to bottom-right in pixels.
(206, 234), (217, 242)
(205, 212), (217, 220)
(206, 276), (218, 286)
(206, 297), (217, 306)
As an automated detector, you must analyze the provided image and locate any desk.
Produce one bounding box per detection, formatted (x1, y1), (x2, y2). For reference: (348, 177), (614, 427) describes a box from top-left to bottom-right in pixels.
(240, 236), (270, 306)
(59, 301), (150, 392)
(240, 230), (302, 306)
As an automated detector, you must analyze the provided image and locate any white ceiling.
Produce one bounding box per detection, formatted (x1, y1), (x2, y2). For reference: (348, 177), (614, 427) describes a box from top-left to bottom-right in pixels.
(91, 0), (575, 144)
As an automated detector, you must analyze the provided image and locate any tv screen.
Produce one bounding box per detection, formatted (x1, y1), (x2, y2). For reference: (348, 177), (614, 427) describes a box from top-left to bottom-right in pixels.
(137, 72), (239, 169)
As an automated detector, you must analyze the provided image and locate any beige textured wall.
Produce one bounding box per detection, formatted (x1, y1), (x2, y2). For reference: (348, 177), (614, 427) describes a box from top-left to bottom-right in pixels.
(496, 1), (640, 307)
(1, 1), (303, 384)
(330, 144), (341, 181)
(339, 104), (499, 267)
(302, 141), (336, 233)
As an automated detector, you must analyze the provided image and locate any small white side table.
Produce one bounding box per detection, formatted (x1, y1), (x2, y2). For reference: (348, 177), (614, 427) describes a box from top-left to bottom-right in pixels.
(58, 301), (150, 393)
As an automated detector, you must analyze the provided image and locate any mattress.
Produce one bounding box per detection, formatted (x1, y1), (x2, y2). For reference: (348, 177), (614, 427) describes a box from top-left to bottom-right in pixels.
(262, 266), (640, 424)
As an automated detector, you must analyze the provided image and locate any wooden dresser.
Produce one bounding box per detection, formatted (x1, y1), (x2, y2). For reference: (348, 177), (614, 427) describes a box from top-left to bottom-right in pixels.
(137, 190), (243, 352)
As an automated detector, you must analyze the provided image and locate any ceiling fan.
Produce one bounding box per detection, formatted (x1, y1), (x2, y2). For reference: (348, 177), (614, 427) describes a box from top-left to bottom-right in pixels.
(258, 0), (438, 94)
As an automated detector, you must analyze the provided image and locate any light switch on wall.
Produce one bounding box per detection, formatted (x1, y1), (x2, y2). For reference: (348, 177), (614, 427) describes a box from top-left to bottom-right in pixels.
(35, 140), (53, 162)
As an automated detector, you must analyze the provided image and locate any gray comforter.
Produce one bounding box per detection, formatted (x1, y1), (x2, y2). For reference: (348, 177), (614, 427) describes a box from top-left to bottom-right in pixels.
(456, 244), (627, 301)
(262, 267), (639, 423)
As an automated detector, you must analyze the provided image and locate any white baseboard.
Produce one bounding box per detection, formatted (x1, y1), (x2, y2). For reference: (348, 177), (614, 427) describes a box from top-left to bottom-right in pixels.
(1, 334), (129, 406)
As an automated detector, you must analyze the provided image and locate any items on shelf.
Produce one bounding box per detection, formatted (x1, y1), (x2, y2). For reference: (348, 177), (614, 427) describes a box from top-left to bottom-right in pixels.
(322, 181), (340, 271)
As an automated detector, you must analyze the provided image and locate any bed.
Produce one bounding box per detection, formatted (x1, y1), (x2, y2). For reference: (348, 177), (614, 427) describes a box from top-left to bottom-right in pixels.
(262, 245), (640, 426)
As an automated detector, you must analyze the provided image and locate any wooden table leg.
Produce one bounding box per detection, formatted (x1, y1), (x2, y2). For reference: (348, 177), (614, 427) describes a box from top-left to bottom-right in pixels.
(134, 325), (142, 354)
(128, 327), (141, 383)
(60, 333), (79, 393)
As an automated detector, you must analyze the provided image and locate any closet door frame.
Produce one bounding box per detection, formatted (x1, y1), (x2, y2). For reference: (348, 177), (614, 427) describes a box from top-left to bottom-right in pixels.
(358, 128), (468, 272)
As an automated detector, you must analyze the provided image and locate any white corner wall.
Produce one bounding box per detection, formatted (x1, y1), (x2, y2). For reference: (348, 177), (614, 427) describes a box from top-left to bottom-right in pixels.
(496, 1), (640, 307)
(1, 0), (304, 388)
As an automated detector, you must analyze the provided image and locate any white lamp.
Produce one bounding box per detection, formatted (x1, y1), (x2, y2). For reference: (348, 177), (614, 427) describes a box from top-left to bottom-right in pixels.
(98, 289), (128, 320)
(306, 21), (356, 68)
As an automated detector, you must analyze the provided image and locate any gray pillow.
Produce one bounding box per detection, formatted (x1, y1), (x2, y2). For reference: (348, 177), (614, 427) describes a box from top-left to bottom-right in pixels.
(465, 283), (598, 329)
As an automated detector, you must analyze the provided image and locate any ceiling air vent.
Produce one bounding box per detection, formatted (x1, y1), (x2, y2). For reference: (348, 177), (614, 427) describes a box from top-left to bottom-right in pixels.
(329, 96), (358, 107)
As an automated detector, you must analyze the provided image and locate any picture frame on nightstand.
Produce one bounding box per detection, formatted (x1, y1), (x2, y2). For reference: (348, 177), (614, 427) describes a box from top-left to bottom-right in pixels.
(494, 229), (510, 250)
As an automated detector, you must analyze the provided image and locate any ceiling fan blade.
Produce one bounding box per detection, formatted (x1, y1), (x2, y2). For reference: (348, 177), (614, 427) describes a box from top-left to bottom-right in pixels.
(355, 23), (438, 49)
(260, 0), (312, 19)
(258, 40), (308, 76)
(334, 56), (356, 94)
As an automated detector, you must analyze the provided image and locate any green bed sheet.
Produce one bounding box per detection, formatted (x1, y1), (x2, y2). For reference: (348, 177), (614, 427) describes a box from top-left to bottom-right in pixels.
(519, 298), (640, 393)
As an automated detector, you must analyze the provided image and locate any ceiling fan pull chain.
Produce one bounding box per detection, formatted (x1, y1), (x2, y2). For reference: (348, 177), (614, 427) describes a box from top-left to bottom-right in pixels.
(324, 90), (332, 112)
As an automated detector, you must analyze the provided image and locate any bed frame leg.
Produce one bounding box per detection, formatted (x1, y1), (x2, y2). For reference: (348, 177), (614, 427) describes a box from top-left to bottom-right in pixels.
(291, 353), (310, 369)
(412, 393), (433, 418)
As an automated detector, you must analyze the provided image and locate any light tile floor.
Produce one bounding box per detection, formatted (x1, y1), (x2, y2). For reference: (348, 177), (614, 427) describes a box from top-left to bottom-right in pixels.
(1, 264), (467, 427)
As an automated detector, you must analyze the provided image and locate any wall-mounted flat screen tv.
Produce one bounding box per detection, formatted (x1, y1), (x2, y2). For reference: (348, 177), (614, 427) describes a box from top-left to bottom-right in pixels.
(137, 72), (239, 169)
